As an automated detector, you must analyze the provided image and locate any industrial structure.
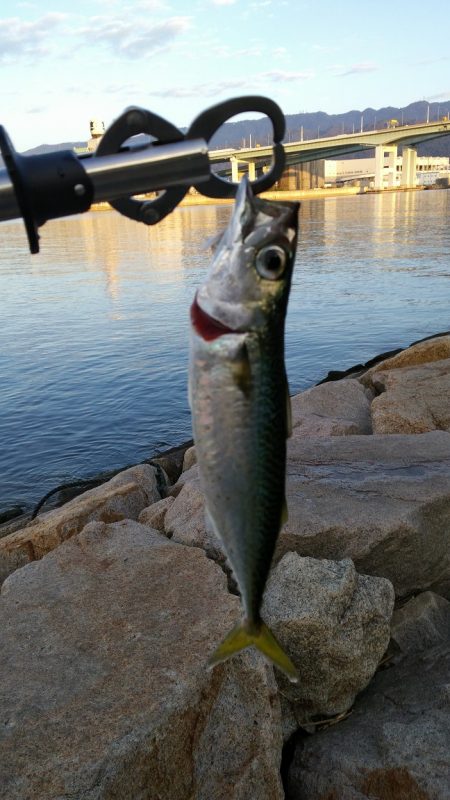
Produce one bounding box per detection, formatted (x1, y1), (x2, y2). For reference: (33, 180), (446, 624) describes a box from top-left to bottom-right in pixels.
(86, 119), (105, 152)
(324, 155), (449, 189)
(209, 119), (450, 191)
(79, 117), (450, 191)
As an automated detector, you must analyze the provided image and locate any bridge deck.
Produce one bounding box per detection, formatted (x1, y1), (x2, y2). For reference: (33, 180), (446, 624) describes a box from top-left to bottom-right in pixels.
(208, 121), (450, 166)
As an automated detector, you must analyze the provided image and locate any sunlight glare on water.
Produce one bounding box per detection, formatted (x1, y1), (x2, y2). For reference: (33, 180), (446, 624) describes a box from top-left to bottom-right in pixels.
(0, 190), (449, 510)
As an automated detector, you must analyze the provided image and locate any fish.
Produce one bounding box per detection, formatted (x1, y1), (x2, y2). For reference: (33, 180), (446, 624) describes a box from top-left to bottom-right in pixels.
(188, 177), (300, 682)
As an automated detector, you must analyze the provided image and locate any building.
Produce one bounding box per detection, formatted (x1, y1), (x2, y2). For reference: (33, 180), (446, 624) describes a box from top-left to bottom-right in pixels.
(87, 119), (105, 152)
(324, 155), (450, 189)
(278, 161), (325, 191)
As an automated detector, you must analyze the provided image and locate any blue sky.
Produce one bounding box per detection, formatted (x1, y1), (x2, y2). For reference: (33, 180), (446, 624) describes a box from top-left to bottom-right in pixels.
(2, 0), (450, 150)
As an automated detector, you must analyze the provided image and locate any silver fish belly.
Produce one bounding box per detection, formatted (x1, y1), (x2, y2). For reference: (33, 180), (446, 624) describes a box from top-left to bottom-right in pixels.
(189, 177), (299, 681)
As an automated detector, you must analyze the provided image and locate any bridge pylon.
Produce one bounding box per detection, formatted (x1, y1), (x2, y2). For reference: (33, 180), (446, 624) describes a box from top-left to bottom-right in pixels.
(374, 145), (397, 190)
(401, 148), (417, 188)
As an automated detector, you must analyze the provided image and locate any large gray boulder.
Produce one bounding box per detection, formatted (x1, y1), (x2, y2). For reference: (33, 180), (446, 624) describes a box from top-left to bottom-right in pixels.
(370, 358), (450, 434)
(160, 431), (450, 600)
(279, 431), (450, 599)
(291, 379), (373, 436)
(286, 642), (450, 800)
(390, 591), (450, 657)
(0, 519), (284, 800)
(0, 464), (161, 585)
(138, 495), (175, 531)
(261, 554), (394, 727)
(360, 333), (450, 386)
(182, 445), (197, 471)
(164, 472), (227, 565)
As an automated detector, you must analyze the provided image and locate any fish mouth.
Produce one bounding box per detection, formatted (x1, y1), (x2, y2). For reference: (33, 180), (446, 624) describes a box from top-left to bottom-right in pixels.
(190, 293), (236, 341)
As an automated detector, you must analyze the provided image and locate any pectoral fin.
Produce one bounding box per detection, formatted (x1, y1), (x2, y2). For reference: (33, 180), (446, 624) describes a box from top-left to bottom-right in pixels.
(230, 343), (252, 397)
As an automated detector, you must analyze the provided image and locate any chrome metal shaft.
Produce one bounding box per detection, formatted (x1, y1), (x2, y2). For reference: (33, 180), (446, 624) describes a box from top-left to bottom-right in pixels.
(0, 138), (210, 223)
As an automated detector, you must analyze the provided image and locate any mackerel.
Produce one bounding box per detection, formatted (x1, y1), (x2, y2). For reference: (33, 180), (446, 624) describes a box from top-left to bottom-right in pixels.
(189, 177), (299, 681)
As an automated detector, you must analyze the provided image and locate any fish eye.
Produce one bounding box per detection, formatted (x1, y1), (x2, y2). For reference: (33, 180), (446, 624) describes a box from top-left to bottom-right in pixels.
(255, 245), (287, 280)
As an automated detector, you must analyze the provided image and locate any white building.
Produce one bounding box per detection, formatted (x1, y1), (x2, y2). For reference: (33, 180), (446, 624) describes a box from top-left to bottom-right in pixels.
(324, 155), (450, 188)
(87, 118), (105, 152)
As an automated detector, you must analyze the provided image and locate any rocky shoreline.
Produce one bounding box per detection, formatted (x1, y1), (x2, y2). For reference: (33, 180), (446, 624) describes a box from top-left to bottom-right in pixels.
(3, 329), (447, 530)
(1, 333), (449, 799)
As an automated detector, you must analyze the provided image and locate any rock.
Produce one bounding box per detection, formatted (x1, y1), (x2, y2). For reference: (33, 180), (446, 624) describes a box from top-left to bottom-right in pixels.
(160, 431), (450, 600)
(391, 591), (450, 656)
(150, 444), (190, 486)
(0, 464), (161, 585)
(0, 519), (284, 800)
(164, 475), (226, 565)
(291, 379), (373, 436)
(279, 431), (450, 599)
(166, 463), (199, 498)
(0, 505), (24, 526)
(261, 554), (394, 725)
(0, 512), (32, 539)
(286, 642), (450, 800)
(138, 496), (175, 531)
(360, 333), (450, 387)
(182, 445), (197, 471)
(279, 695), (300, 743)
(370, 358), (450, 434)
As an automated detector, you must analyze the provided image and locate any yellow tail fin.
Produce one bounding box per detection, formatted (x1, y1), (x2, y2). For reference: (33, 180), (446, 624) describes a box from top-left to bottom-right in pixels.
(208, 619), (299, 683)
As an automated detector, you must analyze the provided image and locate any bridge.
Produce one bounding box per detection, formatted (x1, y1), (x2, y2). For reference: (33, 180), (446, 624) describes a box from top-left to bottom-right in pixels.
(209, 120), (450, 190)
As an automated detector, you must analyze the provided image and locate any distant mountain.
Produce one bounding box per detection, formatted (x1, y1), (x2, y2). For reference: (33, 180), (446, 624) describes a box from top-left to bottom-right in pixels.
(15, 100), (450, 159)
(0, 141), (88, 169)
(205, 100), (450, 157)
(23, 142), (87, 156)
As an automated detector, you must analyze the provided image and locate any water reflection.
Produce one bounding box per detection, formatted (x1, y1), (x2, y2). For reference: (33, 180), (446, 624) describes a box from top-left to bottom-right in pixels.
(0, 190), (449, 509)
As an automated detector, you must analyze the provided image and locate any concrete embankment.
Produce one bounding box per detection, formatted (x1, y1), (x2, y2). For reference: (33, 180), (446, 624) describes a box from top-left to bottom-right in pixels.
(90, 186), (364, 213)
(90, 184), (446, 213)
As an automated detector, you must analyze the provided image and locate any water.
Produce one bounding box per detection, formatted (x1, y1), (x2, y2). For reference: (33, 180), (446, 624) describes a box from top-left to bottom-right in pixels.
(1, 190), (449, 511)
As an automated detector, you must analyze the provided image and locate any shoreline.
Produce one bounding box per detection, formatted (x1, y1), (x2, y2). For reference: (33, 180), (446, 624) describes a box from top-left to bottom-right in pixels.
(2, 331), (449, 797)
(89, 188), (366, 212)
(90, 183), (449, 212)
(2, 328), (448, 530)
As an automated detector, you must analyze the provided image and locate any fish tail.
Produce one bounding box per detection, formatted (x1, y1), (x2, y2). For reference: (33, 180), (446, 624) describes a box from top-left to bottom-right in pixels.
(208, 619), (299, 683)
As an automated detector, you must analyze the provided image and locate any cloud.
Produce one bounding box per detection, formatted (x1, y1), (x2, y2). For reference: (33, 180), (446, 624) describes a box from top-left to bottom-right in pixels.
(0, 13), (66, 62)
(338, 62), (378, 77)
(210, 0), (237, 5)
(235, 46), (263, 57)
(102, 82), (142, 94)
(93, 0), (167, 6)
(425, 91), (450, 102)
(148, 69), (314, 98)
(150, 78), (248, 98)
(209, 44), (263, 58)
(61, 81), (141, 96)
(77, 15), (191, 58)
(134, 0), (168, 8)
(261, 69), (314, 82)
(413, 56), (449, 67)
(310, 43), (338, 54)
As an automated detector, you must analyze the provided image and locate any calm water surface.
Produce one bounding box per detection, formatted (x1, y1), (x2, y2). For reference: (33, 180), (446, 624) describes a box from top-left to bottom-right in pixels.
(1, 190), (449, 510)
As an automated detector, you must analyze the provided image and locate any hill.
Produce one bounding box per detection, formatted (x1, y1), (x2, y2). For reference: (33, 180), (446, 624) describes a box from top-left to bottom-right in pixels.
(15, 100), (450, 159)
(207, 100), (450, 157)
(24, 142), (87, 156)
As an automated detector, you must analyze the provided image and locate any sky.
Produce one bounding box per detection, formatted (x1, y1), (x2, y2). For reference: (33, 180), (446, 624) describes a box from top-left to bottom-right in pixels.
(1, 0), (450, 151)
